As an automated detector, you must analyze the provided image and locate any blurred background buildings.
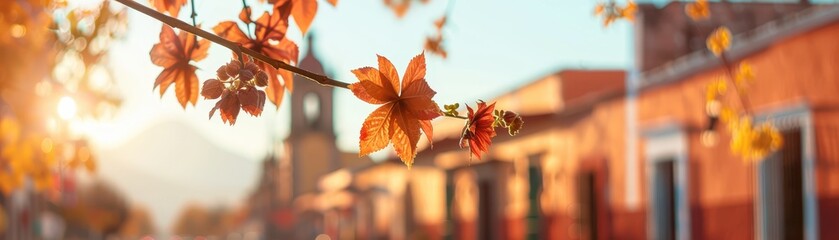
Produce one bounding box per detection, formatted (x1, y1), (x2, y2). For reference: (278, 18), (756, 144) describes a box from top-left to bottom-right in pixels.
(304, 2), (839, 240)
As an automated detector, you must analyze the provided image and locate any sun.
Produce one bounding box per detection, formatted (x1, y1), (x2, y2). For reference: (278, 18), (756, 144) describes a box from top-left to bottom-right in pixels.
(57, 96), (78, 120)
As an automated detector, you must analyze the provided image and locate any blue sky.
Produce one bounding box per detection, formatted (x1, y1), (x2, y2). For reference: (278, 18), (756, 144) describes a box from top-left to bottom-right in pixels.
(91, 0), (632, 161)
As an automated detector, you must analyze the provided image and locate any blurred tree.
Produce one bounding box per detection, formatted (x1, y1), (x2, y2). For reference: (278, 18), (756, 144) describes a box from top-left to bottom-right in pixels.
(118, 205), (158, 238)
(171, 204), (238, 237)
(0, 0), (125, 195)
(62, 180), (129, 238)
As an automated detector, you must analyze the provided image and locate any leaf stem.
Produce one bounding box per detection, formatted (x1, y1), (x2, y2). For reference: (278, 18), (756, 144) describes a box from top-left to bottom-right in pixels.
(443, 114), (468, 120)
(113, 0), (351, 89)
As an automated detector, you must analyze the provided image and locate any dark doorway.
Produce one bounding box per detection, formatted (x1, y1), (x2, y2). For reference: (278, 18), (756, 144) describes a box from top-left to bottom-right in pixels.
(757, 129), (804, 240)
(577, 171), (598, 240)
(478, 181), (494, 240)
(527, 166), (542, 240)
(653, 159), (676, 240)
(781, 129), (804, 240)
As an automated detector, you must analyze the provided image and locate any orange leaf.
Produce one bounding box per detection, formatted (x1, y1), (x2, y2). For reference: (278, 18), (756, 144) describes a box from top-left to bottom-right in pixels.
(350, 67), (397, 104)
(352, 52), (441, 166)
(239, 7), (253, 24)
(292, 0), (318, 35)
(150, 25), (209, 108)
(383, 0), (411, 18)
(359, 103), (395, 156)
(424, 35), (447, 59)
(420, 119), (433, 148)
(150, 0), (187, 17)
(327, 0), (338, 6)
(390, 104), (421, 167)
(401, 52), (426, 88)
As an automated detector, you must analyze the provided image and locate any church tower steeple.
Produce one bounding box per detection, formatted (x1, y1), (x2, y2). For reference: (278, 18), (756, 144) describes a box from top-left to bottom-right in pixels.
(285, 35), (340, 198)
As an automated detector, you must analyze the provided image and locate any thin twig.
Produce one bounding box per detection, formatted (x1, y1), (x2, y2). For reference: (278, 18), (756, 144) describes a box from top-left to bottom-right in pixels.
(190, 0), (197, 26)
(241, 0), (253, 38)
(720, 54), (752, 114)
(189, 0), (198, 46)
(114, 0), (350, 89)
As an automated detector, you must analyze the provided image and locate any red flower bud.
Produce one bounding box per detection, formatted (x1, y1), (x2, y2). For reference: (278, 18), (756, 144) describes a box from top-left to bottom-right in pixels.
(239, 69), (254, 81)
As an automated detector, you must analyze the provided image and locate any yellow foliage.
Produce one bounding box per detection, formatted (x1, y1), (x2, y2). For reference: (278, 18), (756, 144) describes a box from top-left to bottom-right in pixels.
(707, 27), (732, 56)
(705, 78), (727, 102)
(735, 62), (756, 86)
(620, 1), (637, 21)
(0, 116), (94, 195)
(594, 1), (636, 27)
(729, 117), (783, 162)
(686, 0), (709, 21)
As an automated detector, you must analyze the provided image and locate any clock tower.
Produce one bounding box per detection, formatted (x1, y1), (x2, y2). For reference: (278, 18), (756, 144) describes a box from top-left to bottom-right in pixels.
(285, 36), (341, 198)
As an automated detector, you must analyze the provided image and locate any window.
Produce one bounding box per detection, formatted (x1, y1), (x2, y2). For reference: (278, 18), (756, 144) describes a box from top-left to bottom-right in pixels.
(643, 123), (690, 240)
(757, 129), (804, 240)
(527, 165), (542, 240)
(754, 104), (818, 240)
(303, 92), (321, 127)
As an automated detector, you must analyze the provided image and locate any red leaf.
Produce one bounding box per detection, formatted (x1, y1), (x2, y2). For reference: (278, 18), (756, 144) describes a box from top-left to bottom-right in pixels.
(217, 91), (241, 125)
(238, 87), (266, 117)
(460, 101), (497, 160)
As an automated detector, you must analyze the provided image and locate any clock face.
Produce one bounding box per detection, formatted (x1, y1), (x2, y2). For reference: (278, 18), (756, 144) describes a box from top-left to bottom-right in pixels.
(303, 92), (321, 125)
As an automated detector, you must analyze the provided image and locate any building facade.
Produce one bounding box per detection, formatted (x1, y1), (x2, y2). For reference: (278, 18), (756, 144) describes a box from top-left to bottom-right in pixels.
(315, 2), (839, 240)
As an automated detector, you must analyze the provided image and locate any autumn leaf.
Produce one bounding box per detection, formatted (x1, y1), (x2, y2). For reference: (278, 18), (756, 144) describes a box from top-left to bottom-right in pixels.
(327, 0), (338, 6)
(729, 117), (782, 162)
(150, 25), (210, 108)
(384, 0), (412, 18)
(686, 0), (710, 21)
(620, 1), (637, 21)
(150, 0), (187, 17)
(291, 0), (318, 35)
(214, 6), (299, 109)
(351, 52), (441, 167)
(594, 1), (635, 27)
(460, 101), (497, 160)
(434, 16), (446, 31)
(424, 35), (447, 59)
(707, 26), (731, 57)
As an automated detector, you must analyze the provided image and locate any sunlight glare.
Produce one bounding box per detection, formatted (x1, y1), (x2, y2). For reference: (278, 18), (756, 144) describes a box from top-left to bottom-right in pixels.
(57, 96), (78, 120)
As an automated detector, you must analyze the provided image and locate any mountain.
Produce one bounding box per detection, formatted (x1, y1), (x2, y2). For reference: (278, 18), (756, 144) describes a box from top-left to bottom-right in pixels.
(96, 120), (260, 235)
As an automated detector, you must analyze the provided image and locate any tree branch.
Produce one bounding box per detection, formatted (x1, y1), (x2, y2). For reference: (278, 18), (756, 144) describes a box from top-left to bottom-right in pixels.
(113, 0), (351, 89)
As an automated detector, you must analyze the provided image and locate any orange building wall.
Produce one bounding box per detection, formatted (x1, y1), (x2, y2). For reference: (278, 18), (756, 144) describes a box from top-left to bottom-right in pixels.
(633, 17), (839, 240)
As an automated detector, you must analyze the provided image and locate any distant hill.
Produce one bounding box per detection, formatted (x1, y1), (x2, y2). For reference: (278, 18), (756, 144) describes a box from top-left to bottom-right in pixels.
(96, 120), (260, 235)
